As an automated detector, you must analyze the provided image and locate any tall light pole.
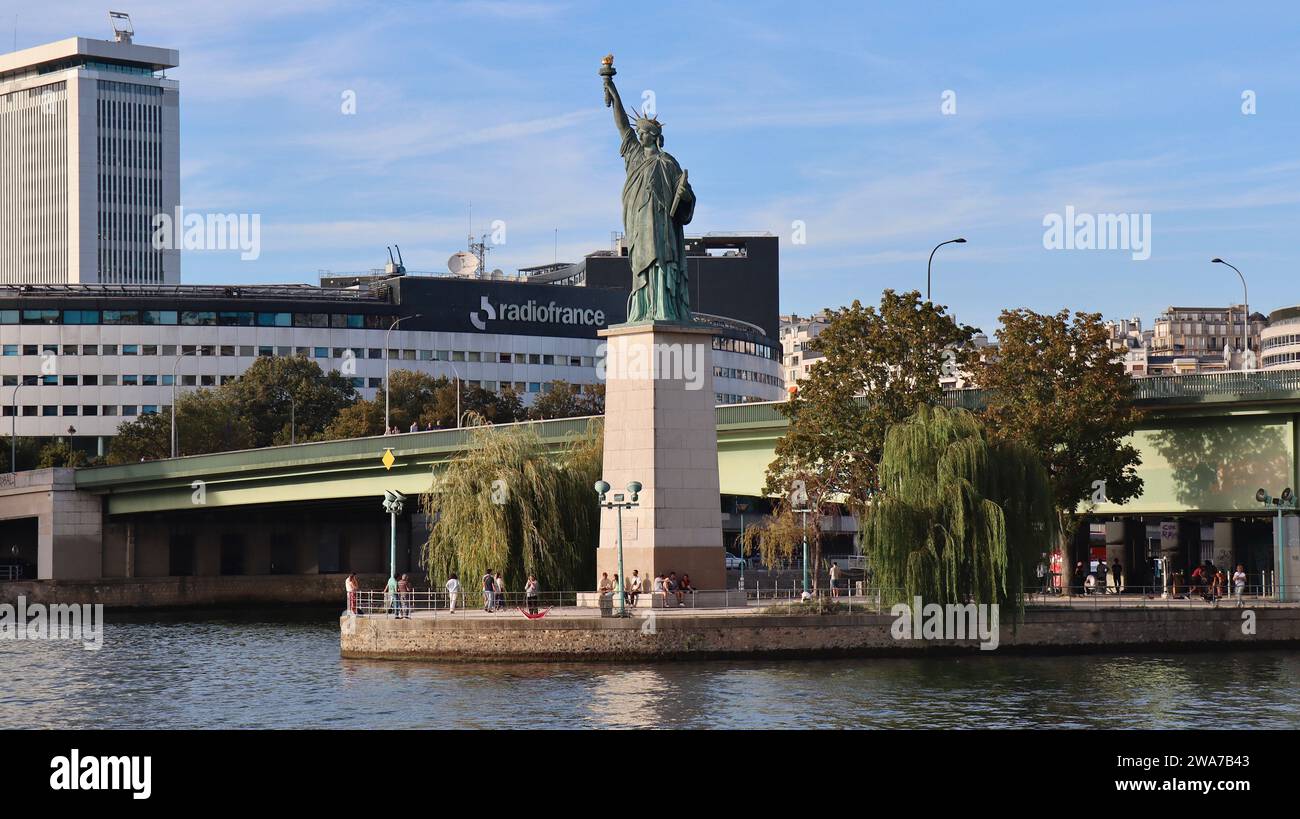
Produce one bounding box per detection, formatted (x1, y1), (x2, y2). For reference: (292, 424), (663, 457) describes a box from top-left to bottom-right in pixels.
(383, 490), (406, 582)
(171, 349), (203, 458)
(1212, 258), (1250, 369)
(927, 237), (967, 302)
(595, 479), (641, 617)
(445, 360), (463, 429)
(276, 387), (297, 444)
(10, 382), (22, 475)
(1257, 487), (1294, 602)
(384, 314), (421, 432)
(791, 481), (810, 594)
(735, 498), (750, 591)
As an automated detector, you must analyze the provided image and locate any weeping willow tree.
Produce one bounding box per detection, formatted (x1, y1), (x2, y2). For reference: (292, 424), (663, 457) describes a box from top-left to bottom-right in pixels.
(421, 418), (602, 593)
(862, 405), (1055, 613)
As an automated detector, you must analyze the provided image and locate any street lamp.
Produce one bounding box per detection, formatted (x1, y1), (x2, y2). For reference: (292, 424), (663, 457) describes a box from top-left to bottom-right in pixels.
(1212, 258), (1250, 370)
(382, 489), (406, 582)
(275, 387), (297, 445)
(1256, 487), (1293, 602)
(927, 237), (967, 302)
(384, 314), (422, 432)
(735, 498), (751, 591)
(595, 479), (641, 617)
(445, 360), (463, 429)
(171, 348), (204, 458)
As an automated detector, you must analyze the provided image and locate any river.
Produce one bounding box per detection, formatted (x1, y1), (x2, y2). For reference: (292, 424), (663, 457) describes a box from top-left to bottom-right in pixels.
(1, 609), (1297, 729)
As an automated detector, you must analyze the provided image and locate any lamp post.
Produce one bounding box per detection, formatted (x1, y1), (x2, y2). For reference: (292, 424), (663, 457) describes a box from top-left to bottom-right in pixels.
(10, 382), (22, 475)
(171, 348), (204, 458)
(735, 498), (750, 591)
(275, 387), (297, 444)
(384, 314), (421, 432)
(382, 489), (406, 582)
(927, 237), (967, 302)
(595, 479), (641, 617)
(1256, 487), (1294, 602)
(1212, 258), (1250, 369)
(445, 360), (463, 429)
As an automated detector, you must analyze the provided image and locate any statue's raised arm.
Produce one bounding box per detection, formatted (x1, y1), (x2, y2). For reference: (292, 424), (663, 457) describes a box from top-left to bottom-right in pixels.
(600, 54), (632, 141)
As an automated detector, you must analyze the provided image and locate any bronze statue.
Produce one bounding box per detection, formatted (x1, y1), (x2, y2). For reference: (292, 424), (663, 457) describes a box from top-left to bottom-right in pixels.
(600, 55), (696, 324)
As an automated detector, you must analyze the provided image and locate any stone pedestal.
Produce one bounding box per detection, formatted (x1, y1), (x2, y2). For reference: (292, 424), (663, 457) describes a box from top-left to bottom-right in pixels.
(595, 322), (725, 591)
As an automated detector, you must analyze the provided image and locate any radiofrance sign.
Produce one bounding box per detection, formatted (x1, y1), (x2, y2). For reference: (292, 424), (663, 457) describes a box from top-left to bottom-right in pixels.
(469, 295), (607, 331)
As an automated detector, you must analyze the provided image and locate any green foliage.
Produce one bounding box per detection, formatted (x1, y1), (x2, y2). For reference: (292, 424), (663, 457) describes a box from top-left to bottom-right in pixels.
(321, 370), (526, 438)
(765, 290), (977, 511)
(36, 440), (88, 468)
(106, 390), (254, 463)
(420, 419), (603, 593)
(222, 355), (358, 445)
(0, 436), (50, 471)
(526, 381), (605, 420)
(973, 309), (1144, 590)
(862, 405), (1056, 612)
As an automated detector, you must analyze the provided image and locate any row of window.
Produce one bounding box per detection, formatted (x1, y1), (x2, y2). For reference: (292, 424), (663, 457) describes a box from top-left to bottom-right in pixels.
(3, 404), (160, 417)
(0, 342), (600, 367)
(712, 335), (778, 361)
(716, 393), (767, 405)
(713, 366), (783, 387)
(1262, 333), (1300, 351)
(2, 309), (379, 327)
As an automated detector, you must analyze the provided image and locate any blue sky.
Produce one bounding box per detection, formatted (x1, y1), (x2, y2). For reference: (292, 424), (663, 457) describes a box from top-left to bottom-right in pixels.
(9, 1), (1300, 335)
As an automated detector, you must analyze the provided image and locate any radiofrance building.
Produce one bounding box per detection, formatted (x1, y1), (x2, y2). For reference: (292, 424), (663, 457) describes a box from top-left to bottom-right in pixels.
(0, 29), (783, 454)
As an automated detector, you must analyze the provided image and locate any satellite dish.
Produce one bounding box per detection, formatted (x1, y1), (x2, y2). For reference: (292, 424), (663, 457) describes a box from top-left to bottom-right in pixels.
(448, 251), (479, 278)
(491, 268), (504, 279)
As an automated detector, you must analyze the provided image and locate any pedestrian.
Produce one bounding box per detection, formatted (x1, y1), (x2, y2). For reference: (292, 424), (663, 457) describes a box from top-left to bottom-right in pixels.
(666, 571), (683, 606)
(344, 572), (359, 614)
(1212, 567), (1227, 605)
(653, 573), (666, 607)
(829, 561), (841, 598)
(1035, 557), (1048, 594)
(525, 575), (539, 614)
(1096, 559), (1109, 594)
(1111, 559), (1123, 594)
(1233, 564), (1247, 607)
(409, 420), (419, 434)
(483, 570), (496, 612)
(627, 569), (642, 608)
(396, 573), (412, 619)
(383, 574), (399, 616)
(445, 572), (461, 613)
(494, 571), (506, 611)
(1073, 561), (1086, 595)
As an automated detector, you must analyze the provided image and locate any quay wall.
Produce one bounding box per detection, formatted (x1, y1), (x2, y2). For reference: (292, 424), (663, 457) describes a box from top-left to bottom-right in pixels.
(0, 574), (383, 610)
(339, 606), (1300, 661)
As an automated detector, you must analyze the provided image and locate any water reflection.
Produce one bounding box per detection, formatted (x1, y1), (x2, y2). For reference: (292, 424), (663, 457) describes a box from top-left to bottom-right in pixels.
(0, 611), (1298, 729)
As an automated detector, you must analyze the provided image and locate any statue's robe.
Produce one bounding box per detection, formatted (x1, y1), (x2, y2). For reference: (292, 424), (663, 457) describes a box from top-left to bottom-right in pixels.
(619, 129), (695, 323)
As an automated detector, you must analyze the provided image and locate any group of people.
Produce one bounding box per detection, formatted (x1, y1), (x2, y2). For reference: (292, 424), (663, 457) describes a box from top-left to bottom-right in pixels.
(1073, 558), (1125, 595)
(1169, 561), (1248, 606)
(343, 570), (542, 617)
(385, 421), (440, 435)
(597, 569), (698, 608)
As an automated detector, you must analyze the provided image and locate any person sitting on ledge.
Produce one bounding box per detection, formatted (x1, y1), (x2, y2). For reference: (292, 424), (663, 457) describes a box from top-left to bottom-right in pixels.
(664, 572), (680, 607)
(677, 573), (697, 606)
(627, 570), (642, 608)
(653, 573), (666, 606)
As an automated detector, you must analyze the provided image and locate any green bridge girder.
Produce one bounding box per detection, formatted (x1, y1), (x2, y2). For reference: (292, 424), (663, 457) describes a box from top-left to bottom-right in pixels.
(73, 371), (1300, 518)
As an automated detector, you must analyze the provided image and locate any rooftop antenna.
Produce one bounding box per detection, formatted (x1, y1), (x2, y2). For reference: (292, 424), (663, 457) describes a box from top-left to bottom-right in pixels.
(108, 11), (134, 44)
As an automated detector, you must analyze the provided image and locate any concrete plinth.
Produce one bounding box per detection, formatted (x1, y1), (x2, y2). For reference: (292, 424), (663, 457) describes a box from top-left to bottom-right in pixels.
(595, 322), (725, 591)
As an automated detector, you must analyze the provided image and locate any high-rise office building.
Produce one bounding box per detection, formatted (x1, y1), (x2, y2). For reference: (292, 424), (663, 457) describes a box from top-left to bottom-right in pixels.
(0, 23), (179, 285)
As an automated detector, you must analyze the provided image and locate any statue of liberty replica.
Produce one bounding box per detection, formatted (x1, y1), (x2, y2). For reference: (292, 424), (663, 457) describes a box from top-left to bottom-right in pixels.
(600, 55), (696, 324)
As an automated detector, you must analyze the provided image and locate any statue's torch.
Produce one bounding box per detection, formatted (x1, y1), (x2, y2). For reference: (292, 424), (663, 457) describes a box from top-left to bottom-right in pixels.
(600, 54), (616, 107)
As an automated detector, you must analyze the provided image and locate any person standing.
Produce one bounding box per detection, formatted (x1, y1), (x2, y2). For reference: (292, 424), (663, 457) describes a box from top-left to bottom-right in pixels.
(396, 573), (412, 619)
(483, 570), (496, 613)
(445, 573), (461, 613)
(627, 569), (643, 608)
(1111, 559), (1123, 594)
(345, 572), (359, 614)
(1233, 564), (1247, 607)
(525, 575), (540, 614)
(598, 572), (614, 616)
(829, 561), (842, 599)
(494, 571), (506, 611)
(384, 574), (399, 617)
(1096, 559), (1109, 594)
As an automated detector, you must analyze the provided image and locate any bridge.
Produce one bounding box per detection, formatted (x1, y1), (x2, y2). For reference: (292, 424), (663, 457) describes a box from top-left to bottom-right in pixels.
(5, 370), (1300, 587)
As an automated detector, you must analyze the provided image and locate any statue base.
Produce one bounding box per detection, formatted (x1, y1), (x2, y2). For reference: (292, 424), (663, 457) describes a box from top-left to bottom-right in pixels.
(595, 321), (725, 592)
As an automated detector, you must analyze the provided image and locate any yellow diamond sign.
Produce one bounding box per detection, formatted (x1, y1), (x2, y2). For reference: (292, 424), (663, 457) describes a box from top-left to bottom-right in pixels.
(381, 448), (395, 470)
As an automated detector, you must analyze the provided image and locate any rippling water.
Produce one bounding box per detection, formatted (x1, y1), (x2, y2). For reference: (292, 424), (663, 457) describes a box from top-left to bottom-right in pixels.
(1, 609), (1297, 729)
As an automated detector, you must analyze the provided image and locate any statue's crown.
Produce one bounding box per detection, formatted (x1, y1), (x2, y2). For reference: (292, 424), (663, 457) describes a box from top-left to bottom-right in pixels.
(634, 113), (662, 133)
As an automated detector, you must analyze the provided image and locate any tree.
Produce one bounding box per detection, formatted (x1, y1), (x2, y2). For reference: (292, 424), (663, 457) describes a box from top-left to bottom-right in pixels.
(320, 370), (524, 439)
(973, 309), (1144, 593)
(36, 440), (88, 469)
(106, 391), (253, 463)
(420, 419), (602, 594)
(221, 355), (357, 446)
(861, 405), (1056, 612)
(0, 436), (49, 472)
(526, 381), (605, 421)
(762, 290), (978, 571)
